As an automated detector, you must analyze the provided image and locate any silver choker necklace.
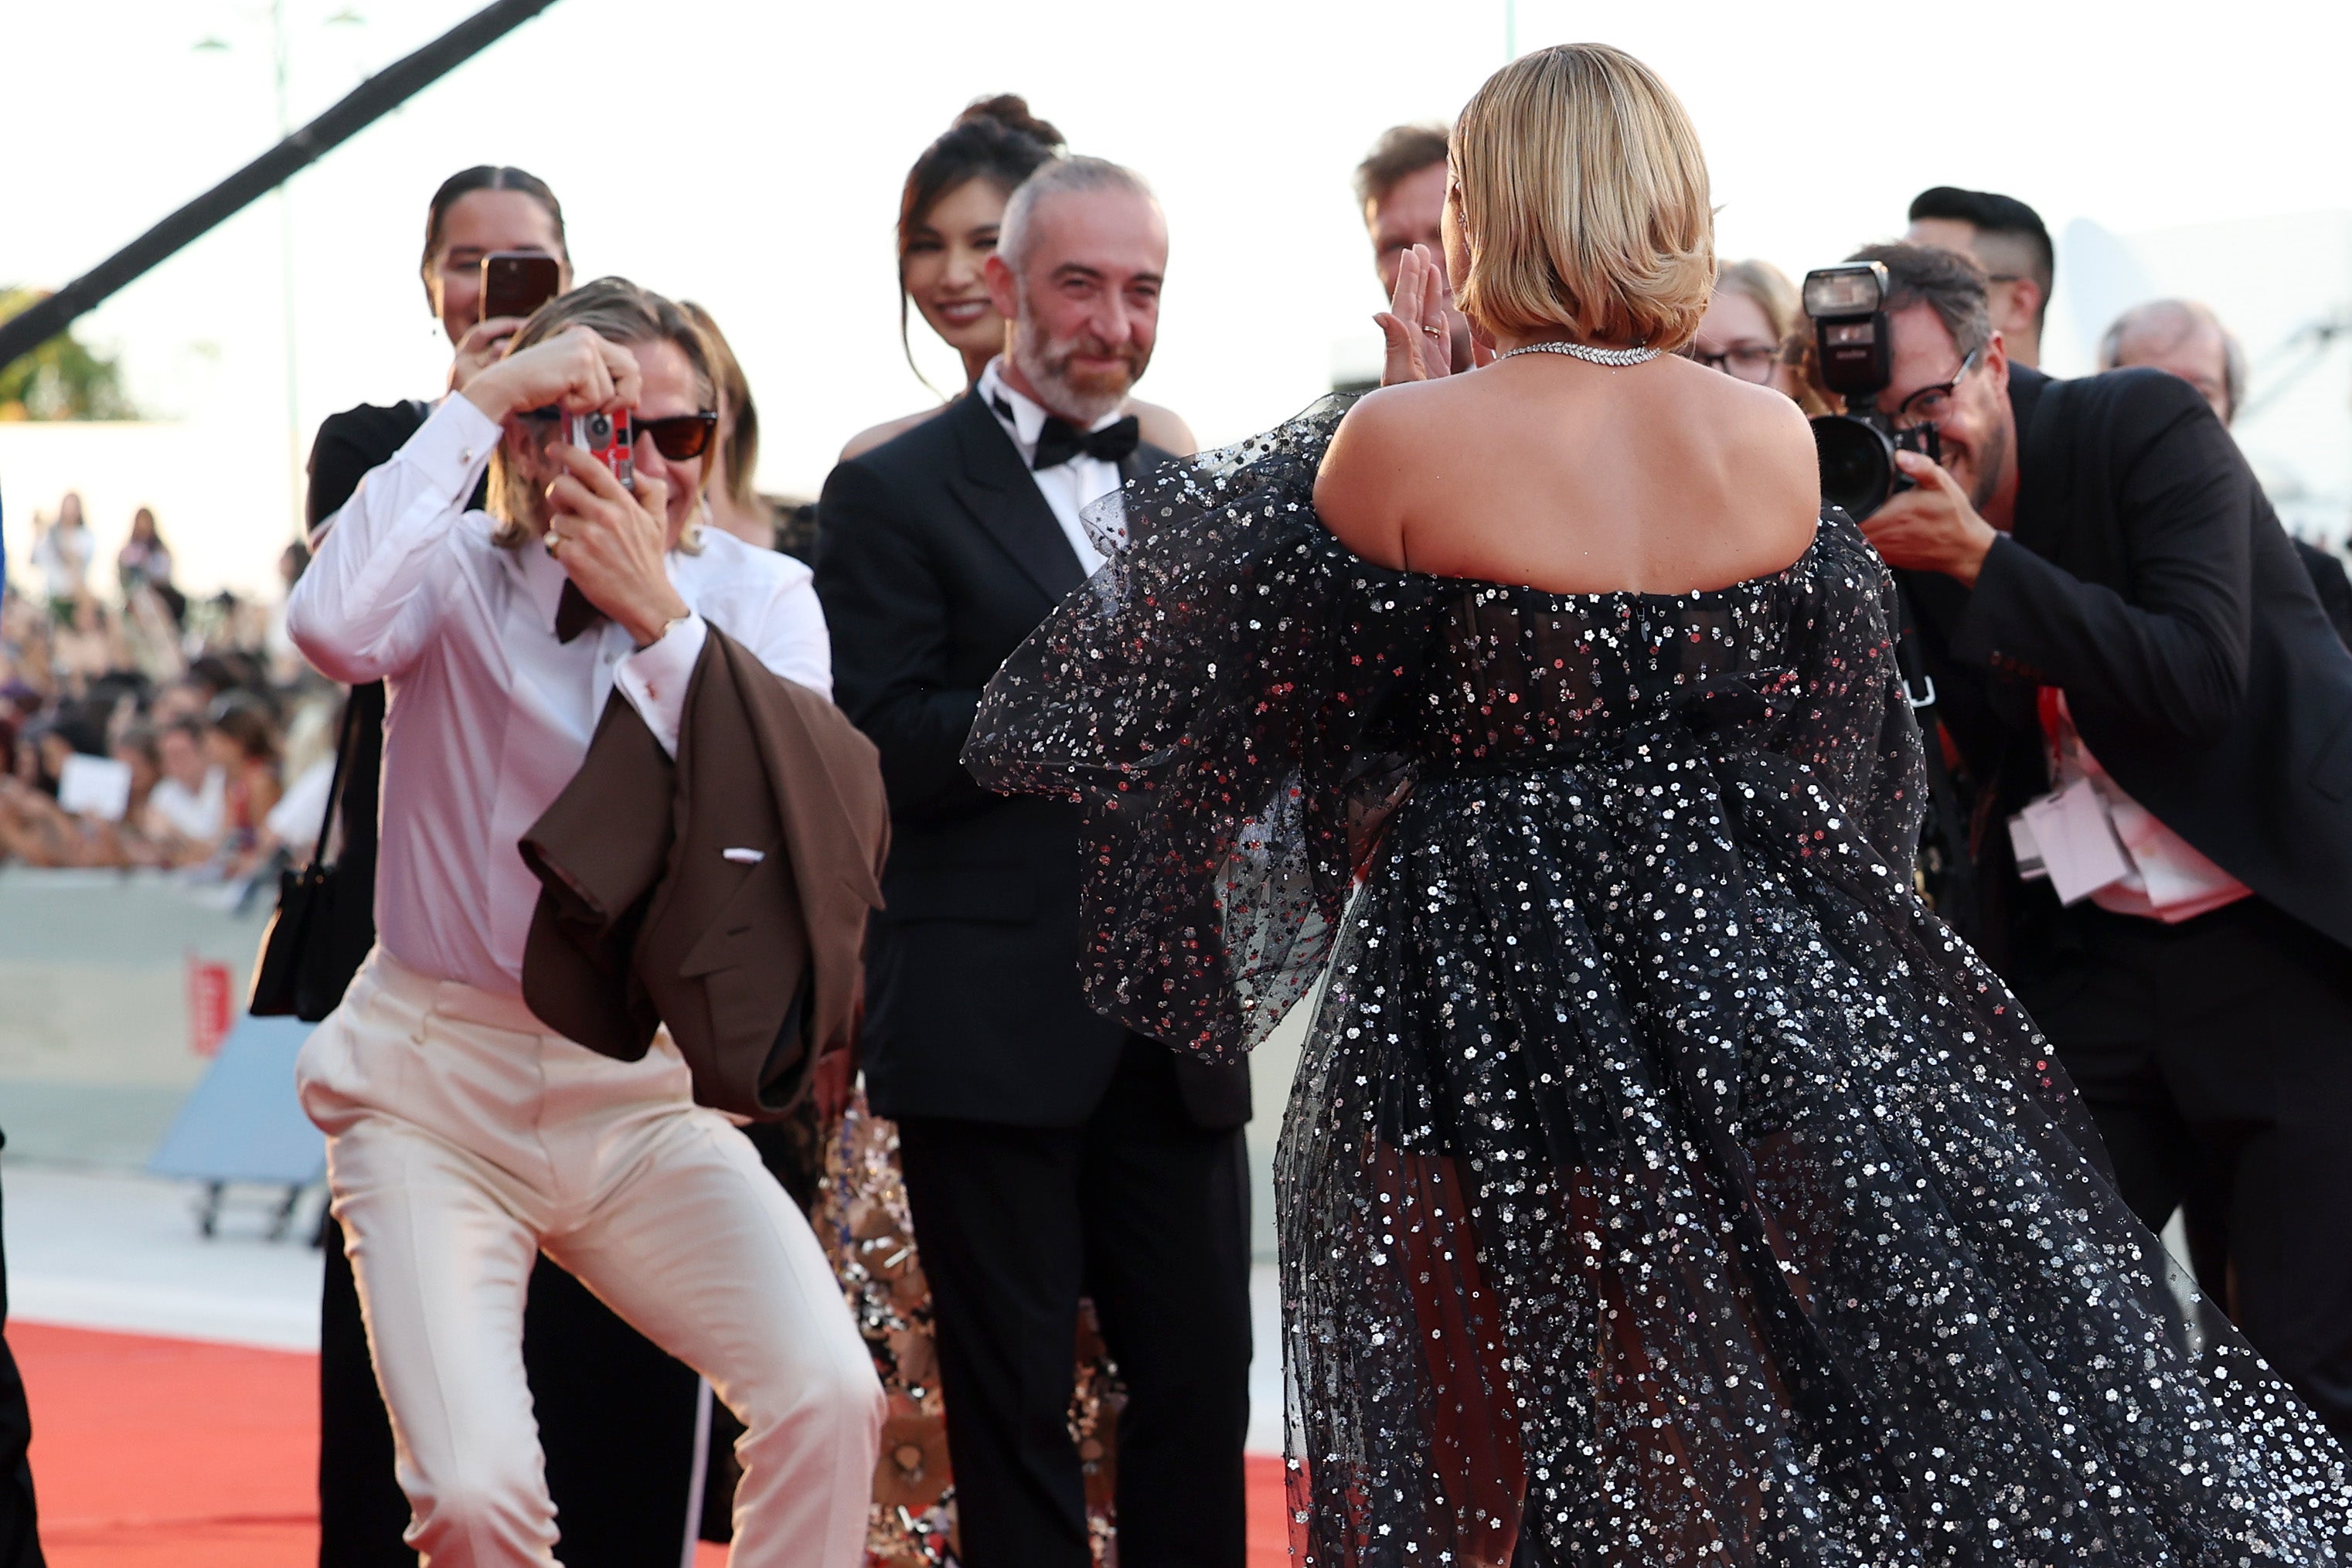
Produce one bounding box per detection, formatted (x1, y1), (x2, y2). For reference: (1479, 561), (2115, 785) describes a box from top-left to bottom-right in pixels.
(1496, 339), (1661, 367)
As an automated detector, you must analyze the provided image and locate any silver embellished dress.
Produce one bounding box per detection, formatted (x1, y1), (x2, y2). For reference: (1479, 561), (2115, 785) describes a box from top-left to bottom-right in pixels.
(964, 398), (2352, 1566)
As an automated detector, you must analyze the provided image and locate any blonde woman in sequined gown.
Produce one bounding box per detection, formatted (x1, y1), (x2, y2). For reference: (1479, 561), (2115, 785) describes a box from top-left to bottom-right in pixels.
(966, 43), (2352, 1568)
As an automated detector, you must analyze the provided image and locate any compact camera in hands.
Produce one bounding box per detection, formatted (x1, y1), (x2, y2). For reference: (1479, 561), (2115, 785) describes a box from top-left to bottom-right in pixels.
(1804, 263), (1941, 519)
(570, 410), (635, 491)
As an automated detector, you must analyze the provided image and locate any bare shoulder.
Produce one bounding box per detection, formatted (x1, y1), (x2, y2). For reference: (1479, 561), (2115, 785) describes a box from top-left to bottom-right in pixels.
(1313, 384), (1445, 568)
(1696, 369), (1821, 536)
(1131, 398), (1196, 456)
(839, 404), (949, 464)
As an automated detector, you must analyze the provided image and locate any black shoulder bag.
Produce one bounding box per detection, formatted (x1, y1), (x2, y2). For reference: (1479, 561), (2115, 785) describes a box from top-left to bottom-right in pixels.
(248, 686), (380, 1021)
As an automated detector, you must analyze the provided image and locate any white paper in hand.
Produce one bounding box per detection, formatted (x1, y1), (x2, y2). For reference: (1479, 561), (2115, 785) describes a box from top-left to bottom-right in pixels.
(2018, 776), (2132, 906)
(57, 753), (134, 822)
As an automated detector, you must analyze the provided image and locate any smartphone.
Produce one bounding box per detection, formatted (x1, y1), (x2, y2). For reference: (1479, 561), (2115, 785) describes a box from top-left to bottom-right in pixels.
(481, 251), (562, 321)
(570, 410), (635, 490)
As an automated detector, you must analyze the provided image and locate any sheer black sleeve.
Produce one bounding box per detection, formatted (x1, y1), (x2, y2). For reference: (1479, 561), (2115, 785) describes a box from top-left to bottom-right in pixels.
(1778, 512), (1928, 873)
(965, 397), (1438, 1061)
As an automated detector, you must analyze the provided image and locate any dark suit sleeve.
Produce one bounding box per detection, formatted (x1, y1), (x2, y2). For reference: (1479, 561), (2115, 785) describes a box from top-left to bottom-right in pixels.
(813, 457), (992, 821)
(1952, 378), (2251, 747)
(308, 409), (395, 537)
(2296, 539), (2352, 649)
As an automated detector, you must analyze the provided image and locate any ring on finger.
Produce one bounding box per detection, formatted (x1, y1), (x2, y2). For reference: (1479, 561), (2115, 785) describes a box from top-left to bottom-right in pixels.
(543, 529), (563, 555)
(1422, 325), (1445, 341)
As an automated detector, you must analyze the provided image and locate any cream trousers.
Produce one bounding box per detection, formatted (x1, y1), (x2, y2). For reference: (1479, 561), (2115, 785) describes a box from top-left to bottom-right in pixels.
(297, 949), (882, 1567)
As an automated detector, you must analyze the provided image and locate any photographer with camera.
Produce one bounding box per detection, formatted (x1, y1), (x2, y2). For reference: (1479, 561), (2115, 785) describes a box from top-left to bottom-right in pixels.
(305, 167), (737, 1568)
(1818, 241), (2352, 1440)
(288, 277), (881, 1566)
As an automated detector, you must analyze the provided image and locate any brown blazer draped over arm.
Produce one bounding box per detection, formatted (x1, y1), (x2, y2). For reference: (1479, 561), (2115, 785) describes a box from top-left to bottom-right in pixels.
(519, 628), (888, 1118)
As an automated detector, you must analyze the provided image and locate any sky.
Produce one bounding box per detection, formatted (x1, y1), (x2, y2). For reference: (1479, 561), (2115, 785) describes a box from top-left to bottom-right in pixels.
(6, 0), (2352, 589)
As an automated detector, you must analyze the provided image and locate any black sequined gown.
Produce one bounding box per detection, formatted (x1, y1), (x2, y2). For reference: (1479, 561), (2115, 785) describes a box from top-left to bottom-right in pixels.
(965, 398), (2352, 1566)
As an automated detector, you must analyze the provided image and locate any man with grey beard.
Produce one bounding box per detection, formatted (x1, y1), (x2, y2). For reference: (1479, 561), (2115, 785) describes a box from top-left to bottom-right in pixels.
(815, 157), (1251, 1568)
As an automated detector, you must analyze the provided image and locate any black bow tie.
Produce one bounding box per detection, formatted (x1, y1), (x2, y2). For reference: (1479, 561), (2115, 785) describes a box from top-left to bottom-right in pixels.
(555, 580), (604, 644)
(999, 397), (1140, 471)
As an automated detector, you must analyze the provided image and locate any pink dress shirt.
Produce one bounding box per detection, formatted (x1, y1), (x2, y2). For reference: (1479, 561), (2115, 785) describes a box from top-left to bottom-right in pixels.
(287, 394), (832, 998)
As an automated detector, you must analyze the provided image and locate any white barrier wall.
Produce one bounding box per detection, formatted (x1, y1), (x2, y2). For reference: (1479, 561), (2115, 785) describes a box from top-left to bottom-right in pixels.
(0, 865), (1309, 1259)
(0, 868), (272, 1166)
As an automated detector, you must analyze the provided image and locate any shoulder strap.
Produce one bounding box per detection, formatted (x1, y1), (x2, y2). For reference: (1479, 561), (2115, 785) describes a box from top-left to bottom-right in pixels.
(309, 694), (366, 866)
(1892, 581), (1979, 927)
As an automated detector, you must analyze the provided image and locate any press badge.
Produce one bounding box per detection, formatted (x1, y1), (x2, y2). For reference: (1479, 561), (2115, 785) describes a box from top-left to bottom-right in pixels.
(2007, 776), (2132, 906)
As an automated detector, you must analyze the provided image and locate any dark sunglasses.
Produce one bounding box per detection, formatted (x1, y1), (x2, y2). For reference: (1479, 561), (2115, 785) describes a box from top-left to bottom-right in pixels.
(522, 407), (718, 461)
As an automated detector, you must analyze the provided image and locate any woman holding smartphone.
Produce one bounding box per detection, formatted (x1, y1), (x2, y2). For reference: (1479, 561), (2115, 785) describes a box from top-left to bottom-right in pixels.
(305, 165), (714, 1568)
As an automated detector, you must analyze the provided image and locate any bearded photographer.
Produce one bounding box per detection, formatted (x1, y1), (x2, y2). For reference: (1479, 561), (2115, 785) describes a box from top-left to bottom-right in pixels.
(287, 278), (881, 1566)
(1847, 241), (2352, 1440)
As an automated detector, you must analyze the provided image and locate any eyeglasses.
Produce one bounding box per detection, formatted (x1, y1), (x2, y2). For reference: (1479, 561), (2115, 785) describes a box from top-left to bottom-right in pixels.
(1683, 342), (1778, 383)
(522, 408), (719, 461)
(1890, 346), (1983, 432)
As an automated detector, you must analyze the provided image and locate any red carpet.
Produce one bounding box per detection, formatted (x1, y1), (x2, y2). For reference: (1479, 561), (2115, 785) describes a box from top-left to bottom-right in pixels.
(10, 1321), (1292, 1565)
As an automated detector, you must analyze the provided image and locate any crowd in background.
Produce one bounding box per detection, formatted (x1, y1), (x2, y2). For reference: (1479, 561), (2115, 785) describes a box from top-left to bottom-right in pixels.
(2, 95), (2351, 1567)
(3, 171), (2345, 909)
(0, 494), (332, 883)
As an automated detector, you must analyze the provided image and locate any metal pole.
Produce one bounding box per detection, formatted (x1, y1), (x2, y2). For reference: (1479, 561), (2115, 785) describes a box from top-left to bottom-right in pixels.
(0, 0), (564, 377)
(273, 0), (304, 537)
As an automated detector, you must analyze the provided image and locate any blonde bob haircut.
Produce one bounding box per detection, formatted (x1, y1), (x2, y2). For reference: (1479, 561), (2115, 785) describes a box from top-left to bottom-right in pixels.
(489, 276), (717, 550)
(1449, 43), (1714, 353)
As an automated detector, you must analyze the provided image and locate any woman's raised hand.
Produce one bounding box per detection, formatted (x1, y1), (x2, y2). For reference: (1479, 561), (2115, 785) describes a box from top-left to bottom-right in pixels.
(1375, 244), (1456, 386)
(458, 325), (642, 424)
(448, 315), (528, 394)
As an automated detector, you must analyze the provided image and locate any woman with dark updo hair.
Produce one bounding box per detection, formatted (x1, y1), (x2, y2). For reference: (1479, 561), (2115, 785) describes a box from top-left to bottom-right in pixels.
(840, 94), (1194, 461)
(815, 98), (1142, 1568)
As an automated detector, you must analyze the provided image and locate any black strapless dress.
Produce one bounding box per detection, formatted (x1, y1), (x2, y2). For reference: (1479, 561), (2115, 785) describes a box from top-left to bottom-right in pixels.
(965, 397), (2352, 1566)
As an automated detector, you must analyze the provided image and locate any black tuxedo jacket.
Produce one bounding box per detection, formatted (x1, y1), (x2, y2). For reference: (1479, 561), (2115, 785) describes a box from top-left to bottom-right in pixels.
(1902, 366), (2352, 974)
(815, 393), (1251, 1130)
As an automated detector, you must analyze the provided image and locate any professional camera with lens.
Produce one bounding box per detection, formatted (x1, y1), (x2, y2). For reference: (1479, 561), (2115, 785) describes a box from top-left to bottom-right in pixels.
(1803, 262), (1940, 519)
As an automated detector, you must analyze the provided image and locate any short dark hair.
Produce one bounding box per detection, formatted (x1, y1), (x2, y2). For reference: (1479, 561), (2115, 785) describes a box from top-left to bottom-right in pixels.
(1907, 185), (2052, 320)
(421, 165), (567, 291)
(207, 696), (280, 764)
(1848, 242), (1993, 361)
(1354, 124), (1451, 211)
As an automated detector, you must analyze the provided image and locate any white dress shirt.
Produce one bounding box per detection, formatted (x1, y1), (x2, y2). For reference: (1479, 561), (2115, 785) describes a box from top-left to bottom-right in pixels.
(975, 357), (1128, 577)
(287, 394), (832, 999)
(2041, 690), (2250, 924)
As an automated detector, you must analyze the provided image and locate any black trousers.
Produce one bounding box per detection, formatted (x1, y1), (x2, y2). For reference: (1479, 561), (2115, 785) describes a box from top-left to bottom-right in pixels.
(318, 1217), (700, 1566)
(0, 1146), (43, 1568)
(2020, 896), (2352, 1440)
(896, 1037), (1252, 1568)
